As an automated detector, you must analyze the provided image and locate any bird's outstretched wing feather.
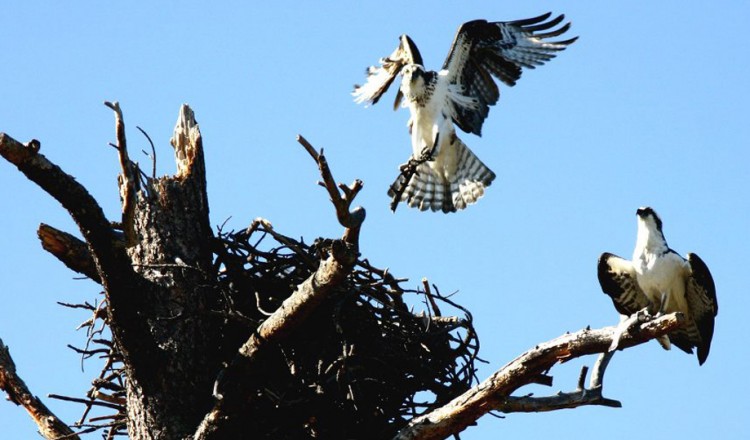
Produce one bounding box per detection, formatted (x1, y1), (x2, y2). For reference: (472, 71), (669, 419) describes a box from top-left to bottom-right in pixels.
(442, 12), (577, 136)
(352, 34), (423, 107)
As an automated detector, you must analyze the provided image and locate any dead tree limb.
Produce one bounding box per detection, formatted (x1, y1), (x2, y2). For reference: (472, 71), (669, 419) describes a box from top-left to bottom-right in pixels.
(104, 100), (139, 244)
(0, 338), (80, 440)
(296, 134), (365, 246)
(0, 131), (159, 370)
(392, 312), (685, 440)
(37, 223), (101, 284)
(495, 350), (621, 413)
(193, 237), (359, 438)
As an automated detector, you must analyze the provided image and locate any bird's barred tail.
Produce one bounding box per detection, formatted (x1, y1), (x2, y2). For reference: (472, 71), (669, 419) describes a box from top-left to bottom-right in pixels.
(388, 137), (495, 213)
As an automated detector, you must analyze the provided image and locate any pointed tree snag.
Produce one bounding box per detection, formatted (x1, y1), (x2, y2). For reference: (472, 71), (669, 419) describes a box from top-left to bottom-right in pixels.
(114, 104), (218, 440)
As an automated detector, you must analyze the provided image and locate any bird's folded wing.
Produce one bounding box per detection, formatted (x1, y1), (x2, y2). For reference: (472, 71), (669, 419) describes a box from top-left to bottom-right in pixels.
(686, 252), (718, 364)
(597, 252), (651, 315)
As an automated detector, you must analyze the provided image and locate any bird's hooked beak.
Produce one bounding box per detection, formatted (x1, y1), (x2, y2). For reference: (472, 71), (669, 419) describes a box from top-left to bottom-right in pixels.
(636, 206), (664, 234)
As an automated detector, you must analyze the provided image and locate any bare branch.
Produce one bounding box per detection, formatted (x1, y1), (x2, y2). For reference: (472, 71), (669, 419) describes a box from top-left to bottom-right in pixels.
(496, 353), (622, 413)
(0, 133), (127, 278)
(104, 101), (139, 244)
(0, 127), (163, 390)
(296, 135), (365, 246)
(38, 223), (101, 284)
(0, 338), (80, 440)
(136, 125), (157, 179)
(392, 312), (685, 440)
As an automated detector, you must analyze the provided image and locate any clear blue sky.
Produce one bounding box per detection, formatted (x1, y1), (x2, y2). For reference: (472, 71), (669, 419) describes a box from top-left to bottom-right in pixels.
(1, 2), (748, 438)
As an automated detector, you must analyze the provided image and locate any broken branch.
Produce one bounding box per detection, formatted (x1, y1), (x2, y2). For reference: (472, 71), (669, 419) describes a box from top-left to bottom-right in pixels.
(296, 135), (365, 246)
(0, 338), (80, 440)
(38, 223), (101, 284)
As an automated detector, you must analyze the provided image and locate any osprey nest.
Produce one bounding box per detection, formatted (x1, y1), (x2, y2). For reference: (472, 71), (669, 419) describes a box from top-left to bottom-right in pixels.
(63, 218), (479, 439)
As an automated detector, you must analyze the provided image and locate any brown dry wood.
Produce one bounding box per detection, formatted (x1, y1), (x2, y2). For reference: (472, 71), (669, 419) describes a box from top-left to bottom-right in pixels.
(0, 338), (80, 440)
(392, 312), (685, 440)
(296, 135), (364, 246)
(38, 223), (101, 283)
(0, 132), (160, 371)
(496, 350), (620, 413)
(117, 104), (218, 440)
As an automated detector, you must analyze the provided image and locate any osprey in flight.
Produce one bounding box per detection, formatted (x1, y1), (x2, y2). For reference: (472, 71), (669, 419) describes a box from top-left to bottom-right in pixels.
(598, 207), (718, 365)
(353, 12), (577, 213)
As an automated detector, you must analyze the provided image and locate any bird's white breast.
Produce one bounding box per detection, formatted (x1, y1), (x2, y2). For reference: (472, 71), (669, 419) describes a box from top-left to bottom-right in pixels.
(405, 77), (449, 155)
(634, 250), (690, 314)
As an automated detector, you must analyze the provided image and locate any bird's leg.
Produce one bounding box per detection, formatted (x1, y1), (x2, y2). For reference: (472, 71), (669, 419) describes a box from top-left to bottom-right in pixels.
(419, 131), (440, 162)
(656, 292), (668, 316)
(400, 132), (440, 172)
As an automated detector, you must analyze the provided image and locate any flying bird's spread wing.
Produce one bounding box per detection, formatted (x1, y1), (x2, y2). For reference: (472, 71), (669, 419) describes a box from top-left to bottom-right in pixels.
(442, 13), (577, 135)
(352, 34), (423, 107)
(597, 252), (651, 315)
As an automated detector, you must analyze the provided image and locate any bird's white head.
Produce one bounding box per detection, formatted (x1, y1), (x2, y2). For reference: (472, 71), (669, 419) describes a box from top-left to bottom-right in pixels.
(400, 64), (429, 98)
(635, 206), (668, 253)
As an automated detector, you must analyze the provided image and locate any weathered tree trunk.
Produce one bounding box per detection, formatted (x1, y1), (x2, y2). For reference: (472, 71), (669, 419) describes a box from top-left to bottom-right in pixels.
(117, 105), (218, 438)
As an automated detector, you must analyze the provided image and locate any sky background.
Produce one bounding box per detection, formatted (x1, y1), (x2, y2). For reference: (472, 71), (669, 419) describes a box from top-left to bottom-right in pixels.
(1, 1), (748, 438)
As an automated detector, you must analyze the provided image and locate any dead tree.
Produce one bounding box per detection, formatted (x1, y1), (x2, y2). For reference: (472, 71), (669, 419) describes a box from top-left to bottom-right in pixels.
(0, 104), (685, 440)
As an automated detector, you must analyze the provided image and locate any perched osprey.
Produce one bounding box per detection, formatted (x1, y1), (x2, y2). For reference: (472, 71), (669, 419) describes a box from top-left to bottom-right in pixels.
(598, 207), (718, 365)
(353, 12), (577, 213)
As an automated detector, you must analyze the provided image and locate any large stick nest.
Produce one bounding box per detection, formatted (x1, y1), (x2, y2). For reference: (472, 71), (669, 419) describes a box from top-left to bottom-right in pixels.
(62, 219), (480, 439)
(212, 219), (480, 439)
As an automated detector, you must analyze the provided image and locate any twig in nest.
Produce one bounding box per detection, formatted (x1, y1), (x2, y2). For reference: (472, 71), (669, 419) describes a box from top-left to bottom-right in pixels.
(389, 132), (440, 212)
(422, 278), (442, 317)
(245, 217), (317, 269)
(296, 134), (365, 246)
